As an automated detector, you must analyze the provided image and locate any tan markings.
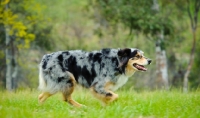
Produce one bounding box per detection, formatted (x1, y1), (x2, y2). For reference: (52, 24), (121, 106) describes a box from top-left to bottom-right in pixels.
(62, 72), (83, 108)
(90, 81), (118, 105)
(130, 57), (148, 66)
(125, 59), (137, 76)
(38, 92), (53, 104)
(62, 93), (83, 108)
(104, 81), (114, 90)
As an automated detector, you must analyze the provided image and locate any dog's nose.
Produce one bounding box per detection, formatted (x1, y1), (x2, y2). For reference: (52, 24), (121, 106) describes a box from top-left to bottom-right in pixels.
(148, 59), (152, 64)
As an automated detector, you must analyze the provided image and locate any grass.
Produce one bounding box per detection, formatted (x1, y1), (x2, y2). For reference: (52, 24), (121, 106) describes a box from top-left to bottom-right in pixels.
(0, 88), (200, 118)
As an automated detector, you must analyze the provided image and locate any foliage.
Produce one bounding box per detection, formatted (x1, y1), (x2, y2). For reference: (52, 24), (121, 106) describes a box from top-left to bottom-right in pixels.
(0, 89), (200, 118)
(9, 0), (53, 50)
(91, 0), (173, 38)
(0, 0), (35, 49)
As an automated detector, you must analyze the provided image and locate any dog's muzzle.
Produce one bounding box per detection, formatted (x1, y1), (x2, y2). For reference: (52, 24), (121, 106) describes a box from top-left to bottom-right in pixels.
(148, 59), (152, 65)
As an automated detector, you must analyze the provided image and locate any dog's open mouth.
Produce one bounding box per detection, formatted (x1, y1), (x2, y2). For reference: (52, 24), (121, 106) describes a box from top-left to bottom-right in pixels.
(133, 63), (147, 71)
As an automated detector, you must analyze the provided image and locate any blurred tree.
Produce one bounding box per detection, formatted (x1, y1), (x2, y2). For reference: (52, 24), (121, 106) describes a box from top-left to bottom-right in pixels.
(183, 0), (200, 92)
(0, 0), (53, 90)
(91, 0), (173, 89)
(9, 0), (53, 51)
(1, 0), (35, 91)
(190, 40), (200, 89)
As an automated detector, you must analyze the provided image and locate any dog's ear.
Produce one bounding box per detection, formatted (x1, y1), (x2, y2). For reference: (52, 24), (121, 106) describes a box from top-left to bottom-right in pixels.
(117, 48), (131, 69)
(117, 48), (131, 57)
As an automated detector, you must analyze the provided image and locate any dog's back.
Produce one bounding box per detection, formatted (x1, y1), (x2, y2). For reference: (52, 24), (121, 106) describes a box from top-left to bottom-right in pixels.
(38, 49), (119, 93)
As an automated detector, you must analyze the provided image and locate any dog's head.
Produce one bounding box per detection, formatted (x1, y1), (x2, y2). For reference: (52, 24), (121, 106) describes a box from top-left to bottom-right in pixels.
(117, 48), (151, 72)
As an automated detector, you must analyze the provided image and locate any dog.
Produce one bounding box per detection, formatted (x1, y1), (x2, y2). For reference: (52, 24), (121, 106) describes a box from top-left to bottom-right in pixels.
(38, 48), (151, 107)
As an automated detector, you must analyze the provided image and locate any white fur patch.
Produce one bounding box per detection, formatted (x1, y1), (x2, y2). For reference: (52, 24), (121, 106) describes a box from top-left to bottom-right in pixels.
(110, 71), (135, 91)
(110, 75), (129, 91)
(38, 66), (46, 90)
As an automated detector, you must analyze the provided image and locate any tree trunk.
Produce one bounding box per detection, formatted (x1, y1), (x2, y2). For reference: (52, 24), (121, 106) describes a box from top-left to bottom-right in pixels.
(155, 33), (169, 90)
(152, 0), (169, 90)
(183, 30), (196, 93)
(183, 0), (199, 92)
(5, 4), (18, 91)
(5, 24), (13, 91)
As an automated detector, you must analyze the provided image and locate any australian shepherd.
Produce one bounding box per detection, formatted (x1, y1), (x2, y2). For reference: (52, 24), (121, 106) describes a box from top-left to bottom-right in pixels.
(38, 48), (152, 107)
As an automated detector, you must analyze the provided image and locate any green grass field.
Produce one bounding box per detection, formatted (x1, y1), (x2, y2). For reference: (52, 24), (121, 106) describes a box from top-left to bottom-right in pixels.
(0, 89), (200, 118)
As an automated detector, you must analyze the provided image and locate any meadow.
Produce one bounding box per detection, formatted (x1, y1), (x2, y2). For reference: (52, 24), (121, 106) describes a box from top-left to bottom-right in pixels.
(0, 88), (200, 118)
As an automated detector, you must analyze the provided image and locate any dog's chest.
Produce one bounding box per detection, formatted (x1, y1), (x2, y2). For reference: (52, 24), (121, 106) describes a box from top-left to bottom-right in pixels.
(110, 75), (129, 91)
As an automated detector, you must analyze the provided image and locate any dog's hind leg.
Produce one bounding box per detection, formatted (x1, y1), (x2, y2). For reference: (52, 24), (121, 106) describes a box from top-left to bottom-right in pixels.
(38, 92), (53, 104)
(90, 82), (118, 105)
(62, 93), (83, 108)
(62, 72), (83, 108)
(38, 74), (55, 104)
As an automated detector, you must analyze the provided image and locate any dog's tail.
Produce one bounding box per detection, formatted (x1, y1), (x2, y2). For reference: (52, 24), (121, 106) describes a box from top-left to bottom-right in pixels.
(38, 66), (46, 91)
(38, 56), (47, 91)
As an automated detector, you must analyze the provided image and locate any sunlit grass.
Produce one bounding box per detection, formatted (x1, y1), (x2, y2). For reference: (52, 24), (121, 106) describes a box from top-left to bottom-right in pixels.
(0, 89), (200, 118)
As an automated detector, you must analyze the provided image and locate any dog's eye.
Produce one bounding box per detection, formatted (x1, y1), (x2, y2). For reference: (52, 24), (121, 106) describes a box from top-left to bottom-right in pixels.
(136, 55), (141, 59)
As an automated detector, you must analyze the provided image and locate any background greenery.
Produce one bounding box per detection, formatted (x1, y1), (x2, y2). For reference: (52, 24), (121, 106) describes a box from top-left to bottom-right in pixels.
(0, 0), (200, 90)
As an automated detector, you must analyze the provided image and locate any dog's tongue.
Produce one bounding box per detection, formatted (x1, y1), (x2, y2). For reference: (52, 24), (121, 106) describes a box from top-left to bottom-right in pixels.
(135, 65), (147, 71)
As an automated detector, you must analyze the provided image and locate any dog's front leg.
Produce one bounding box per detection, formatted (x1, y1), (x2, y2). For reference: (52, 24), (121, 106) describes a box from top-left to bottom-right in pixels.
(90, 82), (118, 105)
